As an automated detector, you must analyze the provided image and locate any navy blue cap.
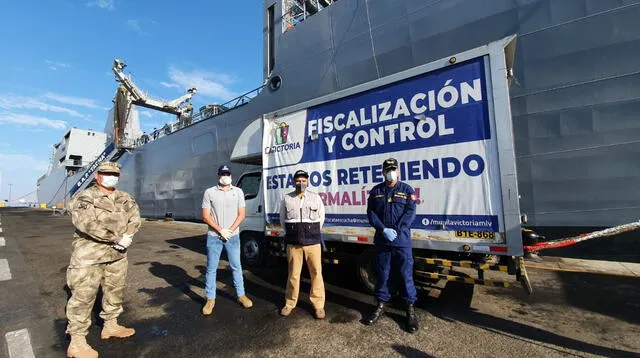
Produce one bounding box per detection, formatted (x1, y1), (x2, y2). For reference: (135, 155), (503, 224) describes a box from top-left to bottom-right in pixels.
(382, 158), (398, 171)
(293, 169), (309, 179)
(217, 165), (231, 175)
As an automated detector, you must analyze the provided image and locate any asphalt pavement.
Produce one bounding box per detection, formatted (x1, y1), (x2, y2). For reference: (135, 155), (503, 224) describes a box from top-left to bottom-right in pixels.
(1, 207), (639, 358)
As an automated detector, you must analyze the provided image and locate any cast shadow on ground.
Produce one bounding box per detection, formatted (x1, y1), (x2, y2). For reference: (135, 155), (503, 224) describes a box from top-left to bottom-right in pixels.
(164, 235), (639, 357)
(488, 270), (640, 326)
(425, 281), (639, 358)
(391, 345), (434, 358)
(166, 235), (422, 330)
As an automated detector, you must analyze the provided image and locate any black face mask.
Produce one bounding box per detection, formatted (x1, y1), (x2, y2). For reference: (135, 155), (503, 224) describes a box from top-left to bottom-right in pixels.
(295, 183), (307, 193)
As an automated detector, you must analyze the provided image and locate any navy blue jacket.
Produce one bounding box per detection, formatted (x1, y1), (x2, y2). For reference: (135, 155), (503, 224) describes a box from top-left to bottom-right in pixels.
(366, 181), (417, 248)
(284, 222), (321, 246)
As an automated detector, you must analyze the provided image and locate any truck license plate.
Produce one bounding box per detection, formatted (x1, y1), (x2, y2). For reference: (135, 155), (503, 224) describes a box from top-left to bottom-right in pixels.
(454, 231), (495, 240)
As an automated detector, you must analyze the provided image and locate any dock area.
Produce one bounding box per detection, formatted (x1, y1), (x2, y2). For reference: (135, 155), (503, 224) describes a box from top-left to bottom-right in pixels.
(526, 255), (640, 278)
(1, 207), (639, 358)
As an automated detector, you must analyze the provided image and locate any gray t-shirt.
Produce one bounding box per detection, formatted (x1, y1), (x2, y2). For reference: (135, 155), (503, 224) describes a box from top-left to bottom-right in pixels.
(201, 185), (246, 237)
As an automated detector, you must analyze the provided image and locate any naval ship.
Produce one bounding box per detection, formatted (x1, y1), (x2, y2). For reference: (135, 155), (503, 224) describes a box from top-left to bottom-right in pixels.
(39, 0), (640, 234)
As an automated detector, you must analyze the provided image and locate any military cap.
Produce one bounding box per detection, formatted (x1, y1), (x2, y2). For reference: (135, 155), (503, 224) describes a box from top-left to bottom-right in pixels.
(293, 169), (309, 179)
(382, 158), (398, 171)
(97, 161), (121, 174)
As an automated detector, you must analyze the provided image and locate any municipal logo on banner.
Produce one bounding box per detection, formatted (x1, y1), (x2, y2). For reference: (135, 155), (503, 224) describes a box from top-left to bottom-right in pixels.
(264, 121), (301, 155)
(275, 122), (289, 145)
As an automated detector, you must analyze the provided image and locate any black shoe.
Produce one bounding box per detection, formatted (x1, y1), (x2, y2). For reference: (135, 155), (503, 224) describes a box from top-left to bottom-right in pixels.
(363, 301), (386, 325)
(406, 304), (419, 333)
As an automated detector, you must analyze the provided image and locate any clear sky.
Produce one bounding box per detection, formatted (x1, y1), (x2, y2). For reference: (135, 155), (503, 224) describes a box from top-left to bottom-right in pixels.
(0, 0), (264, 204)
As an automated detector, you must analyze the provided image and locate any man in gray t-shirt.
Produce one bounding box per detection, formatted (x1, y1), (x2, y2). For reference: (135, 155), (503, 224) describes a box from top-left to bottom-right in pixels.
(200, 164), (253, 315)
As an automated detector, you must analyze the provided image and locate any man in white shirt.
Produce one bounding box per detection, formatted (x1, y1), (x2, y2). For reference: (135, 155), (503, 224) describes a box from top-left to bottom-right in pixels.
(200, 164), (253, 315)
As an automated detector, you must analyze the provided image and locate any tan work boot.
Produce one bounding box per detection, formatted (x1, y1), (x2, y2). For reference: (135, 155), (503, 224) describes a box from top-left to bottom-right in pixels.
(67, 335), (98, 358)
(314, 308), (326, 319)
(202, 299), (215, 315)
(280, 306), (293, 317)
(237, 295), (253, 309)
(101, 320), (135, 339)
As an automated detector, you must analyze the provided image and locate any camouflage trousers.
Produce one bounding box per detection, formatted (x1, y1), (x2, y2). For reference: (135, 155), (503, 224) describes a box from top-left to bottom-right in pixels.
(66, 257), (128, 336)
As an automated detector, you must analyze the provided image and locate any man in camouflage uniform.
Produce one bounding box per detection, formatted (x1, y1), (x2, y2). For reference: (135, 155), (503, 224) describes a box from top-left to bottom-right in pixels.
(65, 162), (141, 358)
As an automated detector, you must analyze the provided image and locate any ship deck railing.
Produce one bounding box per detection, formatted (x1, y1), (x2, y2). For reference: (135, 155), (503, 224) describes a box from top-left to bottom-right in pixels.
(125, 84), (265, 148)
(283, 0), (336, 30)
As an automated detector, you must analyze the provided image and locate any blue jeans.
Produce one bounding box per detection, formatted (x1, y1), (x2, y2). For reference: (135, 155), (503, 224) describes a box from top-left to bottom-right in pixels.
(205, 234), (245, 299)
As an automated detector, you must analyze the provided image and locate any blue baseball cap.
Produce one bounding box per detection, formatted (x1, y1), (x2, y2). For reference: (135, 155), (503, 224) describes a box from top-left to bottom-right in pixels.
(217, 165), (231, 175)
(293, 169), (309, 179)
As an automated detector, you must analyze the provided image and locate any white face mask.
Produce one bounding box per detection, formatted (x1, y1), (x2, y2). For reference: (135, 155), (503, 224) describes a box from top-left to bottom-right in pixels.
(219, 176), (232, 186)
(385, 170), (398, 182)
(101, 175), (119, 188)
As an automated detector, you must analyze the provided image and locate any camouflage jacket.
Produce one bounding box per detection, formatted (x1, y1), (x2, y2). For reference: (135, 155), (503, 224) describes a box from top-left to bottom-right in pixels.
(68, 185), (141, 267)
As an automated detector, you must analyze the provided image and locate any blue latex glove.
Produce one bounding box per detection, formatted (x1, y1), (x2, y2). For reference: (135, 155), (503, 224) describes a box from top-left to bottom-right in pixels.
(382, 228), (397, 242)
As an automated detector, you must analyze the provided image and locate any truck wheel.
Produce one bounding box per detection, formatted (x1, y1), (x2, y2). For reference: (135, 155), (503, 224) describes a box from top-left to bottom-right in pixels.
(241, 234), (264, 267)
(356, 248), (377, 294)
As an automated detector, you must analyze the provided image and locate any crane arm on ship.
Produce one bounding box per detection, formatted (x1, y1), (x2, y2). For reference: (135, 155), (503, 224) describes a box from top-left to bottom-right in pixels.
(112, 58), (197, 117)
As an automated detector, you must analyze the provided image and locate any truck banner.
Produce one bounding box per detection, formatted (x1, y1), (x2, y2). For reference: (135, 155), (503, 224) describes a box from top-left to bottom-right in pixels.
(262, 57), (504, 238)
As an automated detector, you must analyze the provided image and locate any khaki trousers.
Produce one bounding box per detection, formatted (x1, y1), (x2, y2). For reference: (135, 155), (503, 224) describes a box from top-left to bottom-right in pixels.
(284, 244), (325, 310)
(66, 257), (128, 336)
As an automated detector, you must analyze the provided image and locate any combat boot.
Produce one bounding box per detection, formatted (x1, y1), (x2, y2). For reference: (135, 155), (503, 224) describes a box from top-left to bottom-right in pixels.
(67, 335), (98, 358)
(363, 301), (385, 325)
(406, 304), (419, 333)
(101, 319), (136, 339)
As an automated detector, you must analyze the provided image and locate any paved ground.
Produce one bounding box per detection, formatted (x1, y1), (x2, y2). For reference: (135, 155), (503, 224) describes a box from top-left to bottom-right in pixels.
(1, 207), (639, 358)
(527, 256), (640, 277)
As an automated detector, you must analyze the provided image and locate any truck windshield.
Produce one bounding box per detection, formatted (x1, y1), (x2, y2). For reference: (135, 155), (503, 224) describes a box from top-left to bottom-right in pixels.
(236, 173), (261, 200)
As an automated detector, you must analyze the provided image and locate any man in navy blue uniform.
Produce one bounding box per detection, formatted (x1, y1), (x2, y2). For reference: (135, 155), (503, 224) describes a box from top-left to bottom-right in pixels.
(364, 158), (419, 333)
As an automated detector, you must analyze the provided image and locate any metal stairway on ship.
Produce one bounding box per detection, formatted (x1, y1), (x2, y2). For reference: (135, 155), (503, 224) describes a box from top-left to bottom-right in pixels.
(67, 142), (127, 198)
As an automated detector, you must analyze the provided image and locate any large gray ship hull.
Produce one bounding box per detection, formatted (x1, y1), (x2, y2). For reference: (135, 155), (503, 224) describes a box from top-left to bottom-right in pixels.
(118, 0), (640, 229)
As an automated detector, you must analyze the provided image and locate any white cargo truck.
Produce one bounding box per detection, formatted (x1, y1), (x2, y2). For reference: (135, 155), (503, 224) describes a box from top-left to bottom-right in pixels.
(231, 35), (532, 293)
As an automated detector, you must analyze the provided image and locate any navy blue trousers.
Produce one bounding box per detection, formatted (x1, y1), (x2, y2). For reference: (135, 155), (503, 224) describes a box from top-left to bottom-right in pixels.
(374, 245), (417, 304)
